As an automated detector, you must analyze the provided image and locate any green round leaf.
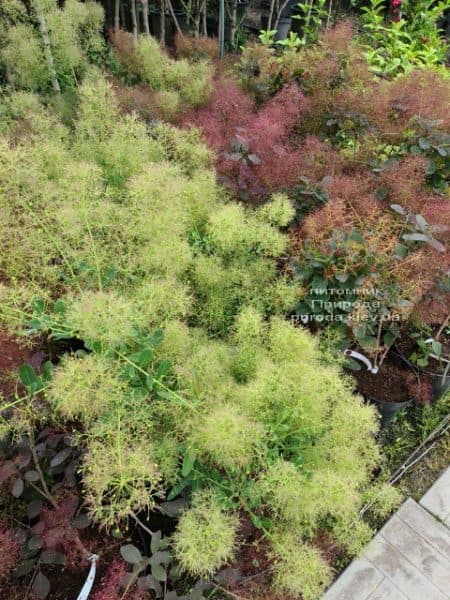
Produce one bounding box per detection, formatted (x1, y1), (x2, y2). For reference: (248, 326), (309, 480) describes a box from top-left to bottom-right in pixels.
(120, 543), (143, 564)
(32, 572), (51, 600)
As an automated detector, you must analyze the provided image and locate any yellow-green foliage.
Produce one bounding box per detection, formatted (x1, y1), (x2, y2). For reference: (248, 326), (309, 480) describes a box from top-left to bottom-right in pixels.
(74, 76), (164, 191)
(230, 306), (266, 382)
(258, 193), (295, 227)
(271, 531), (333, 599)
(173, 490), (239, 576)
(0, 65), (390, 598)
(131, 34), (213, 108)
(363, 481), (403, 519)
(65, 291), (144, 348)
(155, 124), (214, 175)
(1, 24), (48, 89)
(188, 404), (264, 470)
(83, 435), (163, 527)
(48, 353), (126, 421)
(332, 517), (373, 556)
(0, 77), (295, 334)
(0, 0), (105, 91)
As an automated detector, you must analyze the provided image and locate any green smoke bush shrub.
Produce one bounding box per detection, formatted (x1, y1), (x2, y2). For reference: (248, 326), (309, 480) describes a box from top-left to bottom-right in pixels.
(0, 27), (399, 599)
(28, 306), (382, 599)
(110, 30), (213, 115)
(0, 0), (105, 92)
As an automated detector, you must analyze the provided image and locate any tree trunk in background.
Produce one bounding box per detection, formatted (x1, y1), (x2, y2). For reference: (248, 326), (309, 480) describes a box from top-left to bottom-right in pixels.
(32, 0), (60, 93)
(167, 0), (184, 37)
(202, 0), (207, 35)
(160, 0), (166, 45)
(229, 0), (237, 47)
(131, 0), (138, 40)
(120, 1), (126, 30)
(194, 9), (200, 37)
(141, 0), (150, 35)
(114, 0), (120, 30)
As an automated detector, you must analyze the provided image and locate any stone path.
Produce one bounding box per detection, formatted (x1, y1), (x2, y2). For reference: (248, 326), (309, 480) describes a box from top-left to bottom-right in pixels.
(323, 467), (450, 600)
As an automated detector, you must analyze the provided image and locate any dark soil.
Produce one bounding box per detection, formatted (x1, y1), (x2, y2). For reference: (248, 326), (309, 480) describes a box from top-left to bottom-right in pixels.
(0, 331), (43, 400)
(345, 328), (450, 405)
(348, 358), (413, 404)
(312, 530), (345, 566)
(0, 533), (124, 600)
(395, 328), (450, 377)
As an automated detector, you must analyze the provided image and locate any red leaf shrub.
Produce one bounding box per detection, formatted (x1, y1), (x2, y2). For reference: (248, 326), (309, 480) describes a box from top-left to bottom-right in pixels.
(405, 373), (433, 406)
(174, 33), (219, 62)
(379, 155), (430, 213)
(38, 492), (93, 569)
(179, 77), (254, 153)
(0, 526), (21, 582)
(373, 70), (450, 133)
(91, 559), (148, 600)
(180, 81), (316, 199)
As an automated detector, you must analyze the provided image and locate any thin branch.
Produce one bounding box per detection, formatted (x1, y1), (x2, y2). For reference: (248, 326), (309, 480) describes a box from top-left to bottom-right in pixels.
(29, 431), (92, 560)
(435, 313), (450, 342)
(211, 583), (250, 600)
(29, 430), (58, 509)
(268, 0), (276, 29)
(129, 510), (155, 536)
(274, 0), (291, 31)
(167, 0), (184, 36)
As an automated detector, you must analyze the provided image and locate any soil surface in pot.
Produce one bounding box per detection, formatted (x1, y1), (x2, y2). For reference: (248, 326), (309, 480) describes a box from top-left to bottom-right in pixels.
(395, 328), (450, 376)
(347, 357), (413, 404)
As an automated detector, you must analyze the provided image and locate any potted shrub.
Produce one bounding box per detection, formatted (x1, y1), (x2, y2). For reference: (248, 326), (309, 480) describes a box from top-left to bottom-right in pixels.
(395, 315), (450, 403)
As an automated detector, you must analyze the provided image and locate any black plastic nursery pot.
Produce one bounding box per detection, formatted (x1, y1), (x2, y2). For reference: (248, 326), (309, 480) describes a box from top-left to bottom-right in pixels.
(393, 345), (450, 403)
(274, 17), (292, 41)
(432, 373), (450, 400)
(371, 397), (413, 429)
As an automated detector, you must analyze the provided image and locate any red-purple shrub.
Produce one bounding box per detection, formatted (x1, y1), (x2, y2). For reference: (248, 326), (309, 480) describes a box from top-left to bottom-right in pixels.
(0, 526), (21, 582)
(379, 155), (430, 213)
(378, 157), (450, 245)
(320, 19), (354, 54)
(38, 492), (92, 569)
(174, 33), (219, 61)
(91, 559), (148, 600)
(181, 82), (316, 199)
(375, 70), (450, 132)
(178, 77), (254, 152)
(415, 283), (450, 325)
(296, 135), (345, 181)
(405, 373), (433, 406)
(109, 30), (142, 75)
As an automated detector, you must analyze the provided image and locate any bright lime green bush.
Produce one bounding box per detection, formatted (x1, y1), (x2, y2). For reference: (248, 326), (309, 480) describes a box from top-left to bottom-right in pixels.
(65, 291), (144, 349)
(131, 34), (213, 108)
(271, 531), (333, 599)
(173, 490), (239, 576)
(0, 63), (391, 599)
(1, 24), (48, 89)
(83, 436), (163, 526)
(48, 353), (126, 421)
(155, 123), (214, 175)
(188, 404), (264, 470)
(258, 192), (296, 227)
(0, 0), (105, 92)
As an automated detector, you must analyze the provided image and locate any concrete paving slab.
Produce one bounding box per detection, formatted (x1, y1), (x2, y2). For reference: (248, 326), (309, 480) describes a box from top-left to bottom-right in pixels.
(379, 514), (450, 594)
(322, 557), (383, 600)
(365, 536), (448, 600)
(420, 468), (450, 522)
(396, 498), (450, 560)
(366, 578), (408, 600)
